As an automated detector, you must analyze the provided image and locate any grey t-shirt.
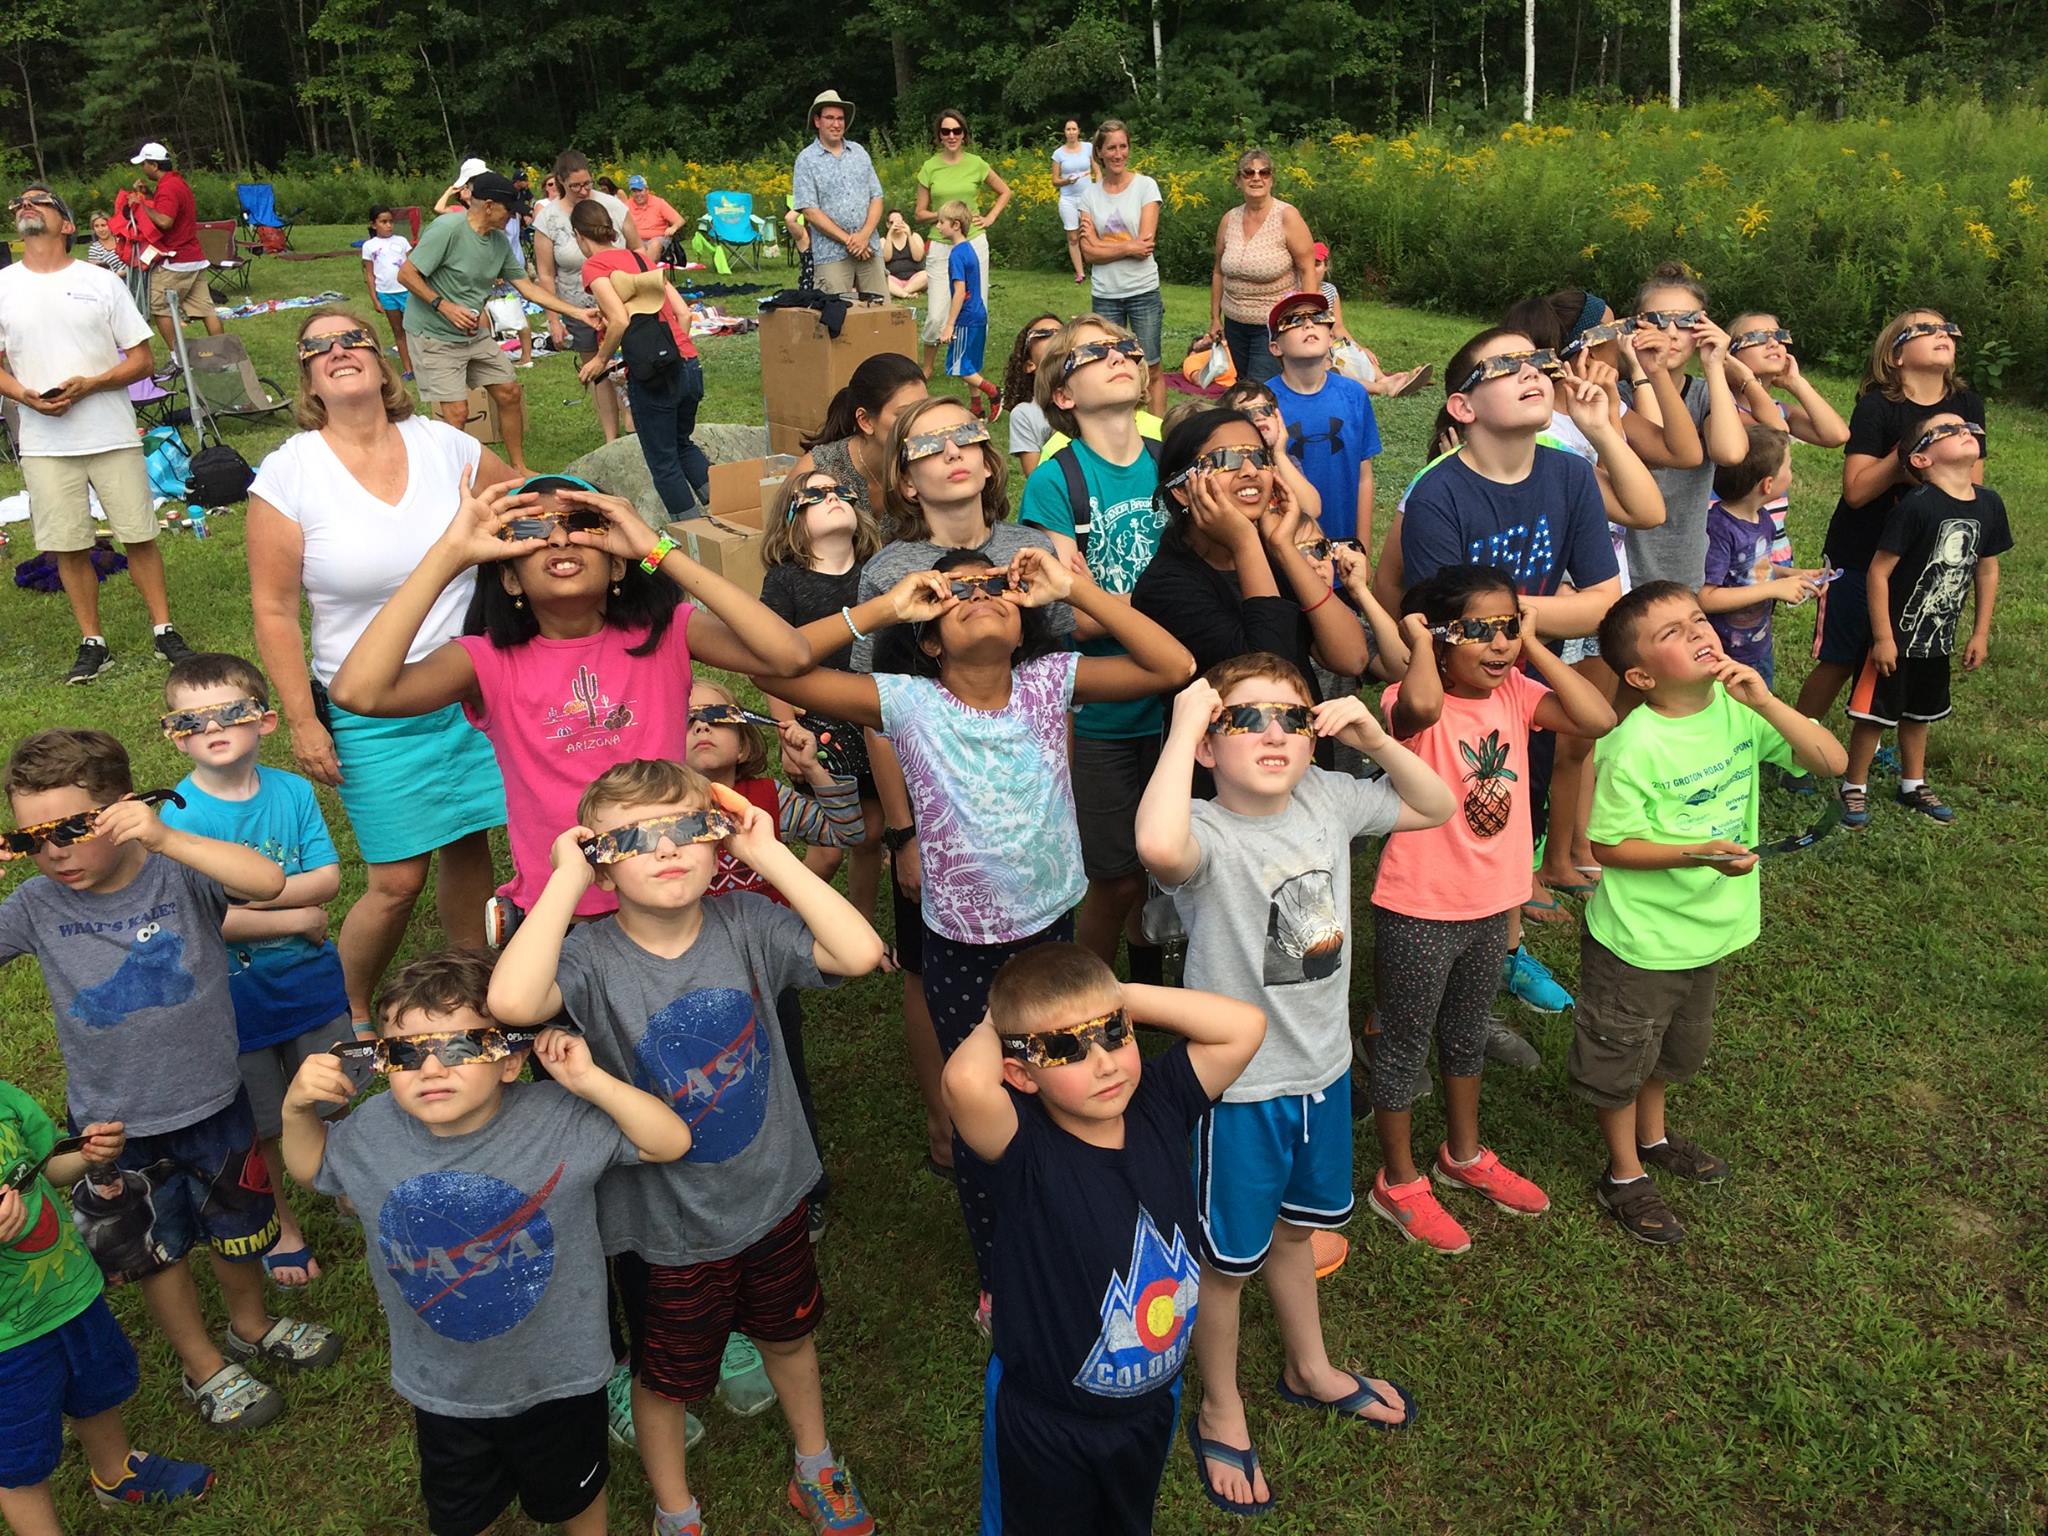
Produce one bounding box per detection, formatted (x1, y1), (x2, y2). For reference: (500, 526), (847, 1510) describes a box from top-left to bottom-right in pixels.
(1167, 767), (1402, 1103)
(1006, 402), (1051, 460)
(1621, 375), (1716, 590)
(851, 523), (1074, 673)
(558, 894), (829, 1266)
(313, 1082), (637, 1416)
(0, 854), (237, 1136)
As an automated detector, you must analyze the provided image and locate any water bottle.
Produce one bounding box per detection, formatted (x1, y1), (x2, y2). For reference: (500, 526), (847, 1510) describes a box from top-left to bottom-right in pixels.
(188, 502), (209, 539)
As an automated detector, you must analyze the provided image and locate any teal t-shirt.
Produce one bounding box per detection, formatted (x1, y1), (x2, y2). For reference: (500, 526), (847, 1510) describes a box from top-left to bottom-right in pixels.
(0, 1080), (105, 1352)
(1018, 438), (1165, 739)
(1585, 683), (1801, 970)
(404, 211), (525, 340)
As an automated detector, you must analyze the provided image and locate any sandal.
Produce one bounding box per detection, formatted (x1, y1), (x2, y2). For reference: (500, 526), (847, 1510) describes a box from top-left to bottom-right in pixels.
(1185, 1415), (1274, 1516)
(1275, 1369), (1417, 1429)
(261, 1245), (318, 1289)
(1393, 364), (1434, 398)
(1519, 889), (1577, 925)
(1596, 1175), (1686, 1245)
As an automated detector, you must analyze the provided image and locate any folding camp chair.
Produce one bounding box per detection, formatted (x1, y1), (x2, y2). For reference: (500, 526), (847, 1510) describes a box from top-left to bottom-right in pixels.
(0, 395), (19, 465)
(194, 221), (251, 298)
(180, 334), (290, 430)
(696, 191), (769, 273)
(391, 205), (423, 243)
(234, 183), (302, 254)
(128, 375), (182, 430)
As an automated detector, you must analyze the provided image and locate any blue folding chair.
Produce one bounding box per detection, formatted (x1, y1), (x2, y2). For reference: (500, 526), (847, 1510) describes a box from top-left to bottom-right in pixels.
(695, 190), (769, 273)
(235, 182), (302, 254)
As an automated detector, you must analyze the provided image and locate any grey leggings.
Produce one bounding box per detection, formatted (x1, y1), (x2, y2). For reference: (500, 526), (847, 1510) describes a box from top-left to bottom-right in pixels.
(1370, 906), (1511, 1111)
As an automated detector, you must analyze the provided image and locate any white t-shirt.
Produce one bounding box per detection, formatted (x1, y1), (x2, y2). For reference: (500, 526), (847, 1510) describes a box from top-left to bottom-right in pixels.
(1052, 143), (1093, 201)
(362, 234), (413, 294)
(534, 192), (630, 306)
(0, 261), (153, 457)
(1080, 175), (1162, 300)
(250, 418), (485, 684)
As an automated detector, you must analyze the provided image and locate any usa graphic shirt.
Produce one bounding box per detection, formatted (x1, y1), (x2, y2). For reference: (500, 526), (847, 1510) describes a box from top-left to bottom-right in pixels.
(557, 893), (830, 1265)
(988, 1041), (1213, 1416)
(1400, 444), (1617, 598)
(314, 1082), (638, 1416)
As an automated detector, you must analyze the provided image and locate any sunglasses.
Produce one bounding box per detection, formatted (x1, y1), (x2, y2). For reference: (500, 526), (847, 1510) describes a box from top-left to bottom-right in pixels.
(1559, 317), (1638, 358)
(1295, 538), (1345, 560)
(939, 125), (965, 136)
(160, 697), (267, 739)
(1638, 309), (1705, 330)
(903, 419), (992, 462)
(948, 573), (1011, 600)
(1908, 421), (1987, 457)
(297, 328), (381, 363)
(1729, 327), (1792, 352)
(689, 703), (778, 729)
(1207, 703), (1315, 737)
(500, 508), (607, 541)
(998, 1008), (1133, 1067)
(1165, 444), (1272, 490)
(0, 789), (187, 860)
(329, 1025), (560, 1075)
(1892, 321), (1961, 352)
(1239, 167), (1274, 180)
(1238, 402), (1280, 422)
(1275, 308), (1333, 334)
(788, 482), (853, 520)
(1059, 338), (1147, 379)
(1024, 326), (1061, 345)
(581, 809), (739, 865)
(1453, 349), (1564, 395)
(8, 195), (60, 213)
(1431, 614), (1522, 645)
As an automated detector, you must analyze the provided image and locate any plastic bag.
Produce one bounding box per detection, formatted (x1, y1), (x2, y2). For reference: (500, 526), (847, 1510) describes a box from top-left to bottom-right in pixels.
(1332, 341), (1379, 383)
(1180, 336), (1236, 391)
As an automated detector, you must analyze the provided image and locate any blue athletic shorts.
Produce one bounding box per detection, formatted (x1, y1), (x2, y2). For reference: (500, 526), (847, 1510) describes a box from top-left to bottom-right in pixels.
(376, 289), (406, 313)
(1191, 1076), (1354, 1274)
(947, 320), (987, 380)
(0, 1296), (139, 1488)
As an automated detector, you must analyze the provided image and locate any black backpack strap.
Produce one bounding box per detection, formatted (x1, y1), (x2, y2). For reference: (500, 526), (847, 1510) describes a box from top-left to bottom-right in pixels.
(1055, 437), (1160, 559)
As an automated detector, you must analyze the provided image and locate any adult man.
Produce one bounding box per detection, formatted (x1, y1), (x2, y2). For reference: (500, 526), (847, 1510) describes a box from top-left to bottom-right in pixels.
(623, 175), (685, 249)
(0, 185), (196, 681)
(127, 141), (223, 355)
(793, 89), (887, 296)
(397, 170), (598, 476)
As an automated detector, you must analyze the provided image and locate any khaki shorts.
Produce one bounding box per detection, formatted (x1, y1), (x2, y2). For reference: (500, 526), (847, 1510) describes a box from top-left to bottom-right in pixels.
(811, 251), (890, 299)
(410, 329), (517, 402)
(23, 448), (158, 551)
(1567, 934), (1719, 1109)
(148, 264), (218, 321)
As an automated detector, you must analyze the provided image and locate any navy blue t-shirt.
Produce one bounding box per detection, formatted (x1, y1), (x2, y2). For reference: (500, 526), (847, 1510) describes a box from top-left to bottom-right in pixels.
(1400, 444), (1619, 595)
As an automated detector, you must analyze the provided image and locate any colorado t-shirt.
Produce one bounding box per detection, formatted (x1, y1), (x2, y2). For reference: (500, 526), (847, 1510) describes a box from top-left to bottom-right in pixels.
(1400, 445), (1618, 597)
(0, 261), (153, 456)
(1823, 387), (1988, 571)
(0, 1080), (104, 1352)
(1270, 371), (1382, 542)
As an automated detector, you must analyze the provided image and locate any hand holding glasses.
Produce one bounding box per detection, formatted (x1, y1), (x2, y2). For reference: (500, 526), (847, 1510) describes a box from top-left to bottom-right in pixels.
(1430, 613), (1523, 645)
(0, 790), (187, 860)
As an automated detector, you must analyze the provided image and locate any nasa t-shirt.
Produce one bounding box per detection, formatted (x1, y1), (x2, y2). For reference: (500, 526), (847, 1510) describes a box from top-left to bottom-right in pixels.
(315, 1082), (638, 1416)
(989, 1041), (1212, 1415)
(1168, 767), (1402, 1103)
(0, 852), (237, 1136)
(558, 893), (829, 1266)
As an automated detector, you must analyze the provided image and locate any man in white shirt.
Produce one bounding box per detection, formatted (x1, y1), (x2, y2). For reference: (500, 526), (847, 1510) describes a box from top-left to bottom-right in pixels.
(0, 184), (195, 682)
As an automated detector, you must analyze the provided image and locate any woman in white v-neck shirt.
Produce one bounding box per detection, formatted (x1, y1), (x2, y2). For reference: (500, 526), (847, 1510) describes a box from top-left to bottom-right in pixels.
(246, 306), (518, 1024)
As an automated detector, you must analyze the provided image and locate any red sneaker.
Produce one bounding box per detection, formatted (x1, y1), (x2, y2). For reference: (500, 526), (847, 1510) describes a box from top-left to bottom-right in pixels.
(1367, 1169), (1471, 1254)
(1432, 1145), (1550, 1215)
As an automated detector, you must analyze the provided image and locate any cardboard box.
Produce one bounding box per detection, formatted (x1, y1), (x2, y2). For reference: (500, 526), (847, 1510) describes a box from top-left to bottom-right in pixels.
(459, 386), (501, 446)
(707, 454), (798, 518)
(669, 507), (768, 596)
(760, 303), (918, 452)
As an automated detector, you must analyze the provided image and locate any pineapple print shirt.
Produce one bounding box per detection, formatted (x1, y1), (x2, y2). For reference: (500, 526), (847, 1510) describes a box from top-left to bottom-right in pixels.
(0, 1080), (104, 1352)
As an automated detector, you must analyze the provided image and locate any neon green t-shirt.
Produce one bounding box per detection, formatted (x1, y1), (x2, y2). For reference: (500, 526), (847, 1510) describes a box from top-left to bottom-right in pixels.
(918, 154), (993, 243)
(1585, 684), (1801, 970)
(0, 1080), (105, 1351)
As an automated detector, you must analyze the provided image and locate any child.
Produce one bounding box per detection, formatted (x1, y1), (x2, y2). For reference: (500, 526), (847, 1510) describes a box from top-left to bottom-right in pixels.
(157, 652), (356, 1292)
(998, 312), (1063, 475)
(362, 205), (415, 379)
(1799, 309), (1986, 729)
(1265, 291), (1381, 547)
(488, 759), (885, 1536)
(0, 729), (338, 1433)
(327, 471), (809, 937)
(1701, 427), (1826, 689)
(935, 201), (999, 421)
(1724, 313), (1851, 566)
(1133, 655), (1453, 1514)
(1368, 568), (1615, 1254)
(942, 944), (1267, 1536)
(1310, 240), (1426, 397)
(754, 547), (1194, 1330)
(1844, 413), (2007, 827)
(0, 1098), (215, 1523)
(1578, 583), (1846, 1244)
(283, 950), (689, 1536)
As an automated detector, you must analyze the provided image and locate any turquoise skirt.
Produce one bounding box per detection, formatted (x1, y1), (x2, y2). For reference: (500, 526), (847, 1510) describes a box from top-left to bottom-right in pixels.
(328, 699), (506, 864)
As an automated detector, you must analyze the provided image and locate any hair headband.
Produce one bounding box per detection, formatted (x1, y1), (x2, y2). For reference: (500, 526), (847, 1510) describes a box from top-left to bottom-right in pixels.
(1569, 291), (1608, 344)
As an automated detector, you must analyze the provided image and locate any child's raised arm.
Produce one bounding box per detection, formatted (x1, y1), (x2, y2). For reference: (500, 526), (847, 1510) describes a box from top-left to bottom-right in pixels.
(1007, 549), (1194, 703)
(1563, 363), (1664, 531)
(1386, 614), (1445, 740)
(1134, 679), (1217, 885)
(1519, 607), (1619, 738)
(1309, 695), (1455, 831)
(941, 1016), (1019, 1162)
(1770, 350), (1849, 448)
(530, 1027), (690, 1162)
(280, 1051), (358, 1184)
(714, 790), (884, 978)
(1693, 320), (1755, 467)
(487, 828), (595, 1025)
(1122, 982), (1266, 1101)
(1715, 658), (1847, 778)
(95, 801), (286, 902)
(753, 570), (954, 725)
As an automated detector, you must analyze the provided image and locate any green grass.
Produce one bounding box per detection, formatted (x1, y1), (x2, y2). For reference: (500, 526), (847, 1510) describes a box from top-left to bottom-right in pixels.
(4, 232), (2045, 1535)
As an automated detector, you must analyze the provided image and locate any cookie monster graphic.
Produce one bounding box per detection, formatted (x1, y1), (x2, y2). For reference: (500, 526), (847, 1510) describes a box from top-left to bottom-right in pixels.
(378, 1165), (564, 1343)
(631, 987), (772, 1164)
(68, 921), (196, 1029)
(1074, 1208), (1201, 1399)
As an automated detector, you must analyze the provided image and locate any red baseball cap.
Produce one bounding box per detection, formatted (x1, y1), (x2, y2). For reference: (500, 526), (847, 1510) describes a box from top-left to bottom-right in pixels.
(1267, 291), (1332, 334)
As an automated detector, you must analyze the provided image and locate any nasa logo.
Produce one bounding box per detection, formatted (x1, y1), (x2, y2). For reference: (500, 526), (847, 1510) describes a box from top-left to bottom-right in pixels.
(378, 1165), (563, 1342)
(632, 987), (773, 1163)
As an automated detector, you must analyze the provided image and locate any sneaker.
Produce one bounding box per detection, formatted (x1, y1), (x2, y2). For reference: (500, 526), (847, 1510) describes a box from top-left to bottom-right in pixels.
(968, 388), (986, 420)
(608, 1361), (703, 1449)
(807, 1200), (829, 1244)
(1503, 947), (1573, 1014)
(1840, 784), (1871, 829)
(91, 1450), (216, 1508)
(1872, 743), (1900, 775)
(1894, 785), (1955, 824)
(1596, 1173), (1686, 1245)
(152, 625), (196, 665)
(182, 1362), (285, 1431)
(222, 1315), (342, 1371)
(982, 387), (1005, 424)
(1432, 1145), (1550, 1214)
(1310, 1229), (1349, 1278)
(1772, 762), (1819, 796)
(1637, 1131), (1730, 1184)
(65, 638), (113, 685)
(652, 1515), (703, 1536)
(715, 1332), (778, 1418)
(972, 1290), (993, 1341)
(787, 1463), (876, 1535)
(1484, 1014), (1543, 1068)
(1367, 1168), (1472, 1254)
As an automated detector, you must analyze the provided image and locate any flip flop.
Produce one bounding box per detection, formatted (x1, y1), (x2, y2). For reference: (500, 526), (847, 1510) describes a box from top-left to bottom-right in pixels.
(925, 1155), (956, 1183)
(1185, 1415), (1275, 1516)
(1275, 1369), (1418, 1430)
(1519, 889), (1576, 925)
(262, 1246), (318, 1289)
(1544, 879), (1599, 898)
(1393, 364), (1434, 398)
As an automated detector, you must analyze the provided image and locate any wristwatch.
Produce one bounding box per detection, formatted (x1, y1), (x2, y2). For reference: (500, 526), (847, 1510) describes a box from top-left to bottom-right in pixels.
(881, 825), (916, 853)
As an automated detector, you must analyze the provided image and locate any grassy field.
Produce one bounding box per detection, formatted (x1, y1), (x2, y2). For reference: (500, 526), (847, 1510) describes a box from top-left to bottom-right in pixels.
(3, 232), (2044, 1535)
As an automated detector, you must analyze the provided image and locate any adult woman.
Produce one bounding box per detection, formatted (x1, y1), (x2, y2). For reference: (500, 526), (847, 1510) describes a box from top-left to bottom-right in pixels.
(1206, 147), (1316, 386)
(246, 309), (515, 1022)
(1051, 117), (1095, 283)
(914, 108), (1010, 376)
(1077, 119), (1167, 417)
(790, 352), (930, 535)
(532, 149), (642, 441)
(881, 208), (927, 299)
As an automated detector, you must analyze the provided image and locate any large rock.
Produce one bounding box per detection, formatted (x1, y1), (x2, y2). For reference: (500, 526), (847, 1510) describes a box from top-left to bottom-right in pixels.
(561, 423), (770, 527)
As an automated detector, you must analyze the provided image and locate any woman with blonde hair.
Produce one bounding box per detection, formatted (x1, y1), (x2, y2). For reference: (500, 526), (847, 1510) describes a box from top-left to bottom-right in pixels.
(1203, 146), (1316, 385)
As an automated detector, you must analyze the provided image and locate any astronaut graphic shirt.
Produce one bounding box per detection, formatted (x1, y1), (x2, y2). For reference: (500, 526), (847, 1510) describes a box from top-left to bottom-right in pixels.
(0, 853), (238, 1136)
(988, 1042), (1214, 1415)
(315, 1083), (639, 1416)
(1878, 484), (2012, 659)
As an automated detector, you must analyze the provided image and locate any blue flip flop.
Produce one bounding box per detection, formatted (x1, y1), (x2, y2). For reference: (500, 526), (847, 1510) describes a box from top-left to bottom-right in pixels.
(1274, 1370), (1418, 1430)
(1185, 1414), (1275, 1517)
(262, 1246), (316, 1289)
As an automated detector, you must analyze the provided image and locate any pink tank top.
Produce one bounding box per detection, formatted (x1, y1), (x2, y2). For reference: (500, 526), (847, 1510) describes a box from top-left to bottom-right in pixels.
(1219, 202), (1297, 323)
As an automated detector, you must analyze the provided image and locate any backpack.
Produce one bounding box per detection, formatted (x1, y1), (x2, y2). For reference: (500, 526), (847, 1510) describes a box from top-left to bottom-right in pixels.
(1049, 438), (1161, 558)
(187, 444), (254, 508)
(141, 426), (191, 500)
(618, 254), (680, 383)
